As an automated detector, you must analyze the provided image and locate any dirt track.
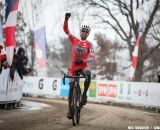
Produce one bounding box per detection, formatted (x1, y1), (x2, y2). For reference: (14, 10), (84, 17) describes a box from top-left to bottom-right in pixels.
(0, 97), (160, 130)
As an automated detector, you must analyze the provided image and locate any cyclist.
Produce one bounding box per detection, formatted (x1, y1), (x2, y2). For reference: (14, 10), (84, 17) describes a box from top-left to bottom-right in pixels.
(63, 13), (96, 119)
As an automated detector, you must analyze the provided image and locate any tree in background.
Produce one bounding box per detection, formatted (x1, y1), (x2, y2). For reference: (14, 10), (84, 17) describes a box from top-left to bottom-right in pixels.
(46, 44), (62, 77)
(16, 12), (27, 47)
(46, 37), (72, 77)
(18, 0), (45, 74)
(15, 11), (36, 73)
(143, 47), (160, 81)
(0, 1), (5, 42)
(59, 38), (72, 69)
(94, 33), (123, 80)
(69, 0), (160, 81)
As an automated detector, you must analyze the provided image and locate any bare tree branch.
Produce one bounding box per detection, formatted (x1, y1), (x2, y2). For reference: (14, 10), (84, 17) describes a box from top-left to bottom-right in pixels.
(117, 1), (132, 42)
(92, 14), (126, 40)
(86, 0), (129, 39)
(141, 0), (160, 42)
(129, 0), (136, 33)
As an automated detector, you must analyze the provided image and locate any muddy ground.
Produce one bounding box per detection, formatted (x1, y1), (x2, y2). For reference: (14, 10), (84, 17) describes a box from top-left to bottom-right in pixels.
(0, 97), (160, 130)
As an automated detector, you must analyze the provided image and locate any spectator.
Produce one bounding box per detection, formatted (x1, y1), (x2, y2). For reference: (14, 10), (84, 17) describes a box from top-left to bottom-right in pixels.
(158, 75), (160, 83)
(10, 47), (32, 81)
(21, 56), (32, 76)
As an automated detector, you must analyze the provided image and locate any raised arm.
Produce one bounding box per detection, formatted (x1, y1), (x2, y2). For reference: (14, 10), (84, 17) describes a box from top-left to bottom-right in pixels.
(63, 13), (78, 44)
(63, 13), (71, 36)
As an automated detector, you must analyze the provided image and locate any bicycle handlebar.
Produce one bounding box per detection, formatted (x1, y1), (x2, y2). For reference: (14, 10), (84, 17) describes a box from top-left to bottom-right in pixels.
(63, 74), (87, 85)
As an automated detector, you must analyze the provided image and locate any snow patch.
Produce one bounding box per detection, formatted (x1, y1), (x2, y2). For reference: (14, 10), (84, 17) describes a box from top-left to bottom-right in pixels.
(20, 100), (50, 111)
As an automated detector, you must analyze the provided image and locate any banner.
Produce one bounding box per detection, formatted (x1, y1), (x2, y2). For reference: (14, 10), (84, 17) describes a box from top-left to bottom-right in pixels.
(97, 80), (118, 101)
(0, 69), (23, 102)
(34, 27), (47, 68)
(0, 16), (6, 68)
(0, 16), (5, 54)
(89, 81), (97, 98)
(5, 0), (19, 65)
(79, 80), (97, 98)
(60, 78), (69, 97)
(22, 77), (160, 107)
(22, 77), (61, 98)
(131, 82), (160, 106)
(117, 82), (133, 103)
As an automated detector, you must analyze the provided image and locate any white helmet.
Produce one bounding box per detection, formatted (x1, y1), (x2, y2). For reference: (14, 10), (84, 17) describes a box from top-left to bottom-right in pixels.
(80, 25), (91, 33)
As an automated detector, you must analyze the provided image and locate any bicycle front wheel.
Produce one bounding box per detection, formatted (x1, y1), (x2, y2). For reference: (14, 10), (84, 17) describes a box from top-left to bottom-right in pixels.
(71, 87), (81, 126)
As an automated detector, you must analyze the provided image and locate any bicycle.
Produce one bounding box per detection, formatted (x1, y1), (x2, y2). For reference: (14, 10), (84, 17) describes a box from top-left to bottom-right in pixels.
(63, 71), (86, 126)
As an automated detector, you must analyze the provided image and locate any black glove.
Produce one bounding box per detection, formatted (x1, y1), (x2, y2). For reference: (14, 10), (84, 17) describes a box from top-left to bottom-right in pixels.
(75, 59), (83, 65)
(65, 13), (71, 20)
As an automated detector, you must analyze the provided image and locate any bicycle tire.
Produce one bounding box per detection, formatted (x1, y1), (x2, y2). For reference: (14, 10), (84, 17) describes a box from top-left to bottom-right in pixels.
(76, 85), (81, 124)
(72, 87), (77, 126)
(71, 84), (81, 126)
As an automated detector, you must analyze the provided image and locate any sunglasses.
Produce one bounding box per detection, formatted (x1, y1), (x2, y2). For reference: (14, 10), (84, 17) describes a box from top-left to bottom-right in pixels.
(81, 30), (89, 33)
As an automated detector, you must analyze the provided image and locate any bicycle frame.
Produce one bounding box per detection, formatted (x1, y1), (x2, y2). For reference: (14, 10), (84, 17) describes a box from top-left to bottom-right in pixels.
(63, 73), (86, 108)
(63, 73), (86, 126)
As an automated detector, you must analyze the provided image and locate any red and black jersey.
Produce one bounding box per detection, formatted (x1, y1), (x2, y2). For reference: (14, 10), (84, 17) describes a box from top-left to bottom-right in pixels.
(63, 19), (95, 75)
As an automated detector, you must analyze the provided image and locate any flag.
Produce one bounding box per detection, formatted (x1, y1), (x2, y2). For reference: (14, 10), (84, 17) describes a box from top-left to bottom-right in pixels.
(129, 36), (141, 81)
(34, 26), (47, 68)
(0, 16), (5, 55)
(129, 2), (144, 81)
(4, 0), (19, 65)
(0, 16), (7, 65)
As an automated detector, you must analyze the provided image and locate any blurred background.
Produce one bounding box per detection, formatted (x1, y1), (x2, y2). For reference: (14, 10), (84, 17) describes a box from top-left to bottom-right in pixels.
(0, 0), (159, 82)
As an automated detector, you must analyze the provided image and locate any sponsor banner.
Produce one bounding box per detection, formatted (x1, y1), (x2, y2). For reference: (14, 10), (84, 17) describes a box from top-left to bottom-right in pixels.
(79, 80), (84, 92)
(0, 69), (23, 102)
(37, 77), (60, 96)
(117, 82), (133, 103)
(21, 77), (160, 107)
(22, 76), (38, 94)
(60, 78), (69, 97)
(22, 77), (61, 98)
(89, 80), (97, 98)
(79, 80), (97, 98)
(0, 69), (10, 101)
(96, 80), (118, 101)
(6, 71), (23, 101)
(131, 82), (160, 106)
